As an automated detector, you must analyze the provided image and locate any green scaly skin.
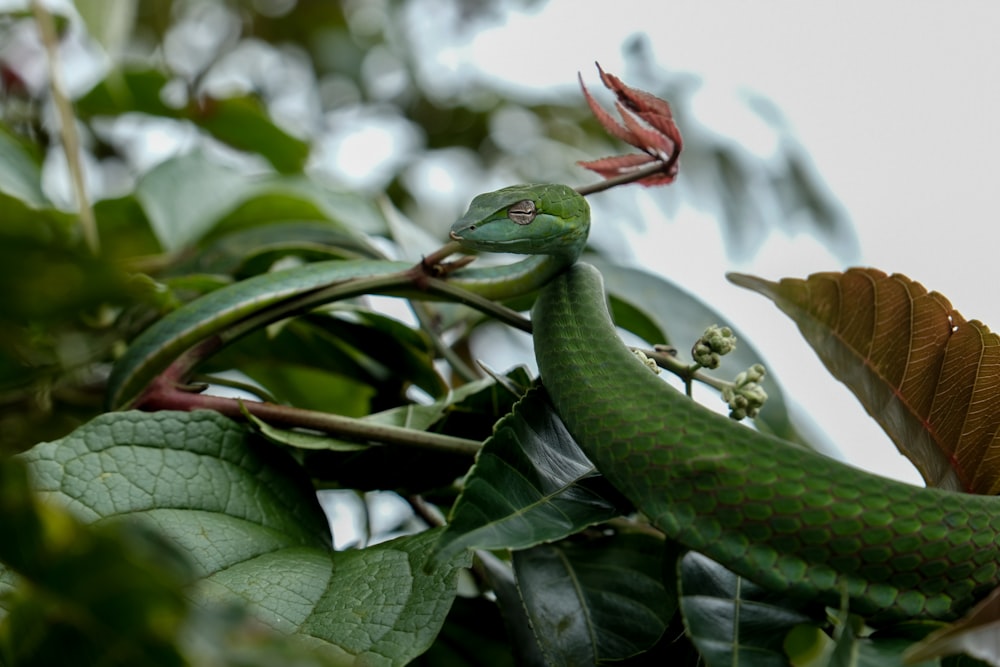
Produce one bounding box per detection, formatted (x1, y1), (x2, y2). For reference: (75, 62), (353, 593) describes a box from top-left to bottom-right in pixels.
(110, 182), (999, 620)
(455, 185), (1000, 621)
(107, 184), (584, 410)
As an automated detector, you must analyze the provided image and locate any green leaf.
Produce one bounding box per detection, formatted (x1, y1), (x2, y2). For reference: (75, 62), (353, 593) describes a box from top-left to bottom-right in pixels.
(178, 221), (380, 276)
(678, 551), (817, 667)
(0, 236), (131, 323)
(93, 194), (162, 259)
(434, 387), (621, 564)
(9, 410), (470, 665)
(0, 125), (49, 207)
(0, 457), (192, 666)
(135, 151), (388, 253)
(208, 177), (388, 238)
(136, 151), (258, 252)
(513, 533), (675, 665)
(194, 95), (310, 173)
(0, 126), (76, 242)
(76, 70), (309, 172)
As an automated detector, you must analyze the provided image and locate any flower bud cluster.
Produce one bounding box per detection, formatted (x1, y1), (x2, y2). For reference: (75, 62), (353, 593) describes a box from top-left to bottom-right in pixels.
(691, 325), (737, 369)
(722, 363), (768, 420)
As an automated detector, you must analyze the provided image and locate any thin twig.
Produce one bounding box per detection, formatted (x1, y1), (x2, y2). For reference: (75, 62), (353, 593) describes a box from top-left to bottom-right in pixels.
(146, 384), (482, 456)
(575, 157), (678, 197)
(32, 1), (99, 254)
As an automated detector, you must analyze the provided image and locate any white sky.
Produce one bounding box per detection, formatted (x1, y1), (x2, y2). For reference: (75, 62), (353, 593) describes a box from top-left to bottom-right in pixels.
(456, 1), (1000, 485)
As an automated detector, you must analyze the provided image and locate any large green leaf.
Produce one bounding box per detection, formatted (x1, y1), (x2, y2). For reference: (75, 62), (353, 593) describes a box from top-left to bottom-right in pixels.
(434, 387), (622, 564)
(513, 533), (675, 665)
(678, 551), (816, 667)
(729, 268), (1000, 494)
(134, 152), (386, 253)
(135, 151), (258, 252)
(9, 410), (469, 665)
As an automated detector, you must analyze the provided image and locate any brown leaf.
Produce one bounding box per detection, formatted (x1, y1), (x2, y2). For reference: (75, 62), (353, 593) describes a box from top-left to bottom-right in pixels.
(729, 267), (1000, 494)
(578, 63), (682, 186)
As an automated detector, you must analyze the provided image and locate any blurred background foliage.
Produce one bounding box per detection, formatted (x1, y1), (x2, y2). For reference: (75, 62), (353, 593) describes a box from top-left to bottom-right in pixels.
(0, 0), (853, 451)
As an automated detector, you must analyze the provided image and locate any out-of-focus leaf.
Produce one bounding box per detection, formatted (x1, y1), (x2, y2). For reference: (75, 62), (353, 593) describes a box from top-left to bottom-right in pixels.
(135, 151), (388, 252)
(208, 179), (387, 238)
(77, 70), (308, 172)
(93, 194), (162, 259)
(207, 307), (444, 414)
(514, 533), (675, 665)
(730, 268), (1000, 493)
(595, 260), (807, 447)
(238, 360), (376, 416)
(434, 387), (621, 564)
(9, 410), (469, 665)
(678, 551), (816, 667)
(178, 221), (380, 276)
(608, 292), (667, 347)
(193, 95), (309, 173)
(0, 125), (48, 207)
(0, 457), (192, 666)
(135, 150), (257, 252)
(0, 236), (130, 323)
(0, 125), (77, 242)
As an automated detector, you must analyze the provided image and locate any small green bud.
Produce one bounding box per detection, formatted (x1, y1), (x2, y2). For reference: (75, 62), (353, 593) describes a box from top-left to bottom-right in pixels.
(691, 325), (737, 369)
(722, 363), (768, 420)
(632, 349), (661, 374)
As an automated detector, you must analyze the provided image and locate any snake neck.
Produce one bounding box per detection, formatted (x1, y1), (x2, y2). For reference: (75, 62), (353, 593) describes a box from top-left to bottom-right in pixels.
(448, 183), (590, 301)
(450, 253), (574, 301)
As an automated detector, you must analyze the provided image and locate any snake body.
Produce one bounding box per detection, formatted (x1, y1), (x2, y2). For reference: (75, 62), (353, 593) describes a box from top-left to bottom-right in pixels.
(111, 183), (1000, 621)
(452, 184), (1000, 621)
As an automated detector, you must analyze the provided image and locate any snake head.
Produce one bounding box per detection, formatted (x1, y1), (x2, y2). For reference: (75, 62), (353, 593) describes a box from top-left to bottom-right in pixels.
(449, 183), (589, 260)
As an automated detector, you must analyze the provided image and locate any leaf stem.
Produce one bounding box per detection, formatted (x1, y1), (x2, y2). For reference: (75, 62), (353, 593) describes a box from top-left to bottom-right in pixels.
(634, 346), (730, 394)
(32, 0), (99, 255)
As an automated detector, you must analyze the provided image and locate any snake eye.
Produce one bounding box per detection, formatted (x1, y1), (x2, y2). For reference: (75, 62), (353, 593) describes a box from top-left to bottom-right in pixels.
(507, 199), (536, 225)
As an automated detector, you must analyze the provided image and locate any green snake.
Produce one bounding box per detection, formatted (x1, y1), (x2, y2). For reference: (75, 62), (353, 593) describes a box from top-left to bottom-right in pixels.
(109, 183), (999, 622)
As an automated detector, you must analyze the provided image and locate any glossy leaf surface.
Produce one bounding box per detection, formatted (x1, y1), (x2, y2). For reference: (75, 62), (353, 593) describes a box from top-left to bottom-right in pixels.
(514, 533), (674, 665)
(7, 410), (469, 665)
(434, 387), (621, 564)
(679, 551), (816, 667)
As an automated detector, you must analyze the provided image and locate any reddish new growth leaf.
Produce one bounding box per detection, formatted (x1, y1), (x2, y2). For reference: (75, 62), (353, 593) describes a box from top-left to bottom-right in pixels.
(578, 63), (683, 186)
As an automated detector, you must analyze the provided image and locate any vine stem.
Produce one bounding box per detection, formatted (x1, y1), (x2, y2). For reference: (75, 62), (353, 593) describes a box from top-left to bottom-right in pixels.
(32, 0), (99, 254)
(144, 378), (481, 457)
